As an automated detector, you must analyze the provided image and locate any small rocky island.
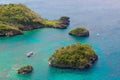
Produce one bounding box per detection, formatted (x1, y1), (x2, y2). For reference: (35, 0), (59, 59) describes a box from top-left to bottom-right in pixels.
(69, 27), (89, 37)
(49, 42), (98, 69)
(17, 65), (33, 74)
(0, 4), (70, 37)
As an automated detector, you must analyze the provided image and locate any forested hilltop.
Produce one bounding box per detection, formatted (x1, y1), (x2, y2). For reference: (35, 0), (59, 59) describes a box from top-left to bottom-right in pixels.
(0, 4), (70, 36)
(49, 42), (98, 69)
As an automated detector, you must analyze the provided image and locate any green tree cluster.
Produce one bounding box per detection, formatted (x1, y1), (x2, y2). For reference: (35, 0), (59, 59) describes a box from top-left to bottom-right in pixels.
(0, 4), (69, 36)
(49, 42), (97, 67)
(69, 27), (88, 34)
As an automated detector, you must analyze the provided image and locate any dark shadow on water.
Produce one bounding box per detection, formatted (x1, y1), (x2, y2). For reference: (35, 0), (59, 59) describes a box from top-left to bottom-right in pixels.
(69, 35), (89, 43)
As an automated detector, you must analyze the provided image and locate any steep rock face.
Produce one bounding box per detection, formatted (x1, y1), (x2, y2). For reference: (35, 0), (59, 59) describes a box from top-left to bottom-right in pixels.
(69, 27), (89, 37)
(19, 24), (44, 31)
(56, 16), (70, 29)
(49, 55), (98, 69)
(0, 22), (23, 36)
(49, 42), (98, 69)
(0, 29), (22, 36)
(0, 4), (70, 37)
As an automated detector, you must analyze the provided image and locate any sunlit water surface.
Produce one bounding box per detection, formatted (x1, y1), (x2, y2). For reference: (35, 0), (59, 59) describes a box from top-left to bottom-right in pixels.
(0, 0), (120, 80)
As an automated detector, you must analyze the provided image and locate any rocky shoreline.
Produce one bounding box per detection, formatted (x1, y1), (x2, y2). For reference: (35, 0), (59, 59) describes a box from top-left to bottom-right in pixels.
(49, 55), (98, 69)
(0, 29), (23, 37)
(0, 16), (70, 37)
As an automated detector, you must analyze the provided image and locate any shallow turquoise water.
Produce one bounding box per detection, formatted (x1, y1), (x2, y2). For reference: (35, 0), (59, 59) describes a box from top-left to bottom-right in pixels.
(0, 0), (120, 80)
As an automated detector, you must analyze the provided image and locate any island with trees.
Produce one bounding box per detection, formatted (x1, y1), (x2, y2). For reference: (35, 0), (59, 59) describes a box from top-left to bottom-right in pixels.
(0, 4), (70, 37)
(17, 65), (33, 74)
(49, 42), (98, 69)
(69, 27), (89, 37)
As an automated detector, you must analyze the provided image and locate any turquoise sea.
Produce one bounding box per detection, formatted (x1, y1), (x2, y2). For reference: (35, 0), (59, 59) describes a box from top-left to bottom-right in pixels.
(0, 0), (120, 80)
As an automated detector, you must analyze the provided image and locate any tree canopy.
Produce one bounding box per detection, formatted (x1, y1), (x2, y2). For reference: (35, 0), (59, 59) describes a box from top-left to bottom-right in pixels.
(49, 42), (97, 68)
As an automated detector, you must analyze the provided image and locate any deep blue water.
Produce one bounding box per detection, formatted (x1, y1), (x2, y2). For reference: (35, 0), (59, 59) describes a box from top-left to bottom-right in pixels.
(0, 0), (120, 80)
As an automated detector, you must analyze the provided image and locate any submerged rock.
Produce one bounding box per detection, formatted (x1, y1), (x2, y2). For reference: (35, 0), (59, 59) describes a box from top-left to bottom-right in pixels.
(17, 65), (33, 74)
(49, 42), (98, 69)
(69, 27), (89, 37)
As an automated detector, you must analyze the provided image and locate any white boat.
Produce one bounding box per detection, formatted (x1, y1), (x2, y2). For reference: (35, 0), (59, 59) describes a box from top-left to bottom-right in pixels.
(48, 61), (51, 65)
(96, 33), (100, 36)
(26, 51), (34, 57)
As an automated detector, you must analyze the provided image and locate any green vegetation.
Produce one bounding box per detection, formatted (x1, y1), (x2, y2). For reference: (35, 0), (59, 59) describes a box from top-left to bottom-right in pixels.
(0, 4), (70, 36)
(17, 65), (33, 74)
(0, 4), (42, 26)
(41, 16), (70, 28)
(70, 27), (88, 34)
(69, 27), (89, 37)
(49, 42), (97, 69)
(41, 19), (58, 27)
(0, 21), (22, 36)
(0, 22), (19, 31)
